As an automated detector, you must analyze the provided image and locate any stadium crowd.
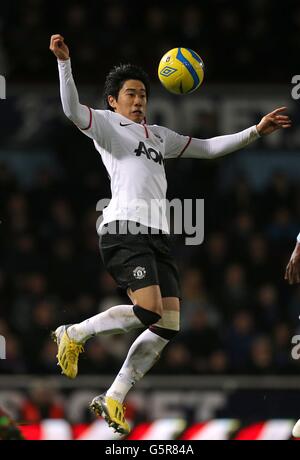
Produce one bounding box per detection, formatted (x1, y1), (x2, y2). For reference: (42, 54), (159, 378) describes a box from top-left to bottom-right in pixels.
(1, 0), (298, 84)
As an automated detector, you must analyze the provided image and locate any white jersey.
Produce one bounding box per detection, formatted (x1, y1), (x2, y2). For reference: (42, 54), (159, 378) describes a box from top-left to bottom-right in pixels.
(79, 109), (190, 233)
(57, 58), (260, 234)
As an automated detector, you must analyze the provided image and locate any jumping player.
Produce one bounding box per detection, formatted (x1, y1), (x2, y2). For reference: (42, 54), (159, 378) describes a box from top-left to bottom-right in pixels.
(49, 34), (291, 435)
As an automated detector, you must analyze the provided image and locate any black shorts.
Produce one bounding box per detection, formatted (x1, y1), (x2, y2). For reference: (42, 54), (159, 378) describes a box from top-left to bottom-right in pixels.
(99, 220), (181, 299)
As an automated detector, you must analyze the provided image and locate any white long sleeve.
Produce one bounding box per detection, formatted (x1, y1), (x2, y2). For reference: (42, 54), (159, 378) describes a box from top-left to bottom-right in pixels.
(57, 58), (90, 129)
(181, 125), (260, 159)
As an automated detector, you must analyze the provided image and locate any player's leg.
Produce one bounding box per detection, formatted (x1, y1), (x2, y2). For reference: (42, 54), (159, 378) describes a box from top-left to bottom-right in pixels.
(53, 284), (162, 379)
(103, 235), (182, 402)
(90, 235), (181, 434)
(91, 295), (179, 435)
(107, 293), (179, 402)
(53, 225), (163, 379)
(65, 284), (162, 342)
(106, 294), (179, 400)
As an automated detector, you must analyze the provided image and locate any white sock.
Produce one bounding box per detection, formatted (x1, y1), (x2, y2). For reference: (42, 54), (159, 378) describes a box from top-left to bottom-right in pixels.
(67, 305), (144, 343)
(106, 329), (169, 403)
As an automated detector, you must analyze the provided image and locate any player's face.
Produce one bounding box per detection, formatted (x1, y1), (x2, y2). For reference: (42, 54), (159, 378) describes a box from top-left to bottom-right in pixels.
(109, 80), (147, 123)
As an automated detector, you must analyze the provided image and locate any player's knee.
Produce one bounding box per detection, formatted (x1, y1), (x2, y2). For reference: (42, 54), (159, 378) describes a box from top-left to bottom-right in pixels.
(155, 310), (180, 331)
(149, 310), (180, 340)
(133, 304), (162, 326)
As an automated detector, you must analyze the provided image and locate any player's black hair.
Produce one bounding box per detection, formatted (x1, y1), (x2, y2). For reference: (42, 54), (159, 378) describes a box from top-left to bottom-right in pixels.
(103, 64), (150, 111)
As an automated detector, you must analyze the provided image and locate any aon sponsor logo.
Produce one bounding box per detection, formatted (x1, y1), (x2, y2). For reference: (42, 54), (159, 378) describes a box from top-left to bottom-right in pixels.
(134, 141), (163, 165)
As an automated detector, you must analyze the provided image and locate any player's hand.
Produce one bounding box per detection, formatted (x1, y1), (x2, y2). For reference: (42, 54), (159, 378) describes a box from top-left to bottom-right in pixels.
(49, 34), (70, 61)
(285, 242), (300, 284)
(256, 107), (291, 136)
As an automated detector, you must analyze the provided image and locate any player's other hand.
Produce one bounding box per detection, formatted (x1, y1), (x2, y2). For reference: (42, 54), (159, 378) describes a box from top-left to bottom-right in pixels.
(256, 107), (292, 136)
(285, 242), (300, 284)
(49, 34), (70, 61)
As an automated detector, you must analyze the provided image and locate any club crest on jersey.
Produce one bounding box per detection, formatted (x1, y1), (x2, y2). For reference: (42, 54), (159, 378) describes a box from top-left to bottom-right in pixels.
(133, 266), (146, 280)
(134, 141), (163, 164)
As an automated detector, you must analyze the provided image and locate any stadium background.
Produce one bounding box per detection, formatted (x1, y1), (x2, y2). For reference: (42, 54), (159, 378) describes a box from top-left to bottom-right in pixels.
(1, 0), (300, 440)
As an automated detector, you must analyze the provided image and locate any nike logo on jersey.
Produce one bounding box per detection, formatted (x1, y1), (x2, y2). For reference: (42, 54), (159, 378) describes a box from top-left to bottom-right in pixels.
(120, 122), (133, 126)
(154, 133), (163, 143)
(134, 141), (163, 165)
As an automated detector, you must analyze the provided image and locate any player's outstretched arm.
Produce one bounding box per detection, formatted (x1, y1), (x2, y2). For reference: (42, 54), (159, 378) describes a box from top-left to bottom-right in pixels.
(285, 237), (300, 284)
(178, 107), (291, 160)
(49, 34), (91, 130)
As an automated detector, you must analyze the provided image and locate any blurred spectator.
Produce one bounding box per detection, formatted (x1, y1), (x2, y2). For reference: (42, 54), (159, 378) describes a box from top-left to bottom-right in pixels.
(223, 176), (257, 219)
(79, 338), (120, 374)
(5, 234), (42, 274)
(272, 322), (294, 373)
(203, 232), (229, 294)
(180, 268), (220, 328)
(42, 199), (75, 240)
(19, 380), (64, 423)
(73, 294), (97, 322)
(97, 272), (122, 310)
(159, 343), (193, 375)
(224, 310), (255, 372)
(178, 308), (222, 373)
(208, 349), (230, 374)
(267, 207), (298, 244)
(246, 234), (274, 286)
(248, 335), (276, 374)
(0, 162), (17, 200)
(23, 299), (58, 372)
(10, 273), (49, 334)
(231, 212), (256, 256)
(0, 319), (10, 337)
(49, 238), (80, 299)
(221, 264), (250, 316)
(254, 284), (281, 332)
(35, 338), (60, 374)
(263, 172), (296, 219)
(181, 5), (205, 42)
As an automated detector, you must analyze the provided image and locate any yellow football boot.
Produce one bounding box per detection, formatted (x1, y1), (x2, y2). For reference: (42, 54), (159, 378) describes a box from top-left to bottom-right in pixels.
(90, 393), (130, 436)
(52, 325), (84, 379)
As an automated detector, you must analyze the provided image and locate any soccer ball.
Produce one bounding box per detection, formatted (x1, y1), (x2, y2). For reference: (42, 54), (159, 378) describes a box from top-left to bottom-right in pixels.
(158, 47), (205, 95)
